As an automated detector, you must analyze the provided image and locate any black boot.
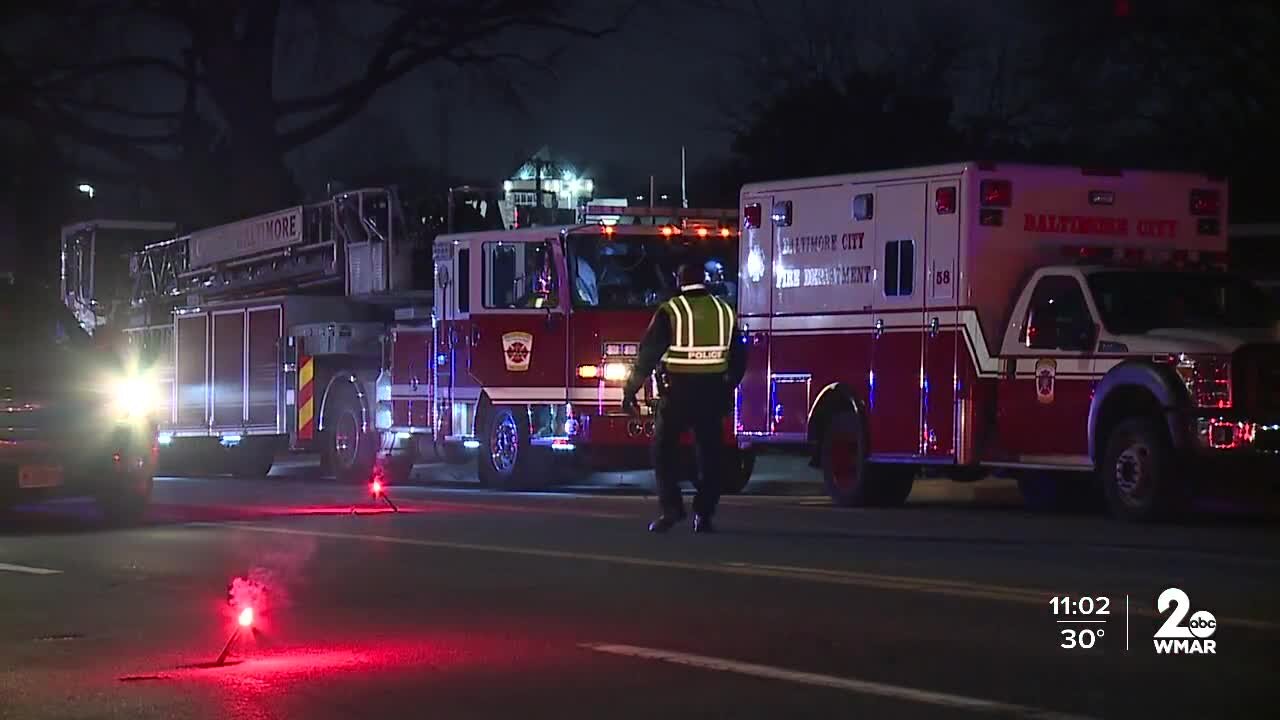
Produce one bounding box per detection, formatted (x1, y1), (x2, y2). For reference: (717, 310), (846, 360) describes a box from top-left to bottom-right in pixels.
(692, 513), (715, 534)
(648, 510), (686, 533)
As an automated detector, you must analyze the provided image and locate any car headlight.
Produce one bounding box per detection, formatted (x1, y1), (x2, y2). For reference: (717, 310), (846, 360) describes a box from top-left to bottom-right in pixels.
(109, 374), (161, 421)
(1174, 354), (1232, 409)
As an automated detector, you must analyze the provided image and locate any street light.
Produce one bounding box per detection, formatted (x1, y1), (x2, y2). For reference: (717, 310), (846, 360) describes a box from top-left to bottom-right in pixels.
(77, 183), (95, 199)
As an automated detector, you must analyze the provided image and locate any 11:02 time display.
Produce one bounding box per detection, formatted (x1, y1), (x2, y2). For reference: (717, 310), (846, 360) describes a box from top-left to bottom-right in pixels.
(1051, 596), (1111, 615)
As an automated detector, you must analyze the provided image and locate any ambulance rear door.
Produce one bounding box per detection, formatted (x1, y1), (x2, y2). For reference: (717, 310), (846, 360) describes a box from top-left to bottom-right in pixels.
(737, 196), (774, 436)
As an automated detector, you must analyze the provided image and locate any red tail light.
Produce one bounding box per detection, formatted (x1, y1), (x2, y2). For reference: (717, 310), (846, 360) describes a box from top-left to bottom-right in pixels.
(743, 203), (762, 229)
(980, 179), (1012, 207)
(935, 187), (956, 214)
(1190, 189), (1220, 216)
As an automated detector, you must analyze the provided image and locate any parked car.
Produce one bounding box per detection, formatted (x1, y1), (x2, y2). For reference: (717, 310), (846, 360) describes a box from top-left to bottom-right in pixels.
(0, 274), (157, 523)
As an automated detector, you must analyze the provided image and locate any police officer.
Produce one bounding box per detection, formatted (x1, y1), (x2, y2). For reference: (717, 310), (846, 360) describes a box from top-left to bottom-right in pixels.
(622, 262), (747, 533)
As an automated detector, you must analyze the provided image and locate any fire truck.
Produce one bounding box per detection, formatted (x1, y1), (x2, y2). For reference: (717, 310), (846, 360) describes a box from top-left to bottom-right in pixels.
(110, 187), (432, 482)
(426, 204), (753, 490)
(736, 162), (1280, 521)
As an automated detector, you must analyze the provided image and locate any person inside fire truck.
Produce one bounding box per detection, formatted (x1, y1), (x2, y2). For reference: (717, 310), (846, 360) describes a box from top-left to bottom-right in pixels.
(622, 263), (747, 534)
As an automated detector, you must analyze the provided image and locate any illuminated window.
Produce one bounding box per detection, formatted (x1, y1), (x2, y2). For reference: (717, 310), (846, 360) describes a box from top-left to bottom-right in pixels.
(482, 241), (558, 309)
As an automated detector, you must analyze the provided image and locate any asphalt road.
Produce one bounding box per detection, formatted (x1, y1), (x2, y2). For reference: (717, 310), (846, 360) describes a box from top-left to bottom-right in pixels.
(2, 458), (1278, 720)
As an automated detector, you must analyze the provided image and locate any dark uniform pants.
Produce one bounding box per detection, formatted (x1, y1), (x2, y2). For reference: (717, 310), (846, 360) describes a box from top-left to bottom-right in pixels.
(653, 375), (729, 517)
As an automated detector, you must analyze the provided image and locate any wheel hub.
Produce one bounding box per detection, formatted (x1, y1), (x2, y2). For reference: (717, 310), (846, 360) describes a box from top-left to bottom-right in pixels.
(491, 414), (519, 474)
(334, 411), (359, 468)
(1114, 442), (1152, 507)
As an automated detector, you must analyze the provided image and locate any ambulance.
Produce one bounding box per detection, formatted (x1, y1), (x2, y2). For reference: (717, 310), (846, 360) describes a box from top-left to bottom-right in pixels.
(736, 162), (1280, 521)
(424, 205), (751, 490)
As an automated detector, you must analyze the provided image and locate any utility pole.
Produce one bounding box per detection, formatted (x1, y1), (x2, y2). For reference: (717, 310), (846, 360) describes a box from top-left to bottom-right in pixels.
(681, 145), (688, 209)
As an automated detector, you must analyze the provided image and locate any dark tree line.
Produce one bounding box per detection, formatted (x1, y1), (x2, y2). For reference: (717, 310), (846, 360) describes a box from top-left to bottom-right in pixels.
(0, 0), (626, 227)
(708, 0), (1279, 220)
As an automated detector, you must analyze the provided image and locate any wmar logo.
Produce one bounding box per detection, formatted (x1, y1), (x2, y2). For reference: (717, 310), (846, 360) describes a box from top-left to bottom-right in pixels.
(1153, 588), (1217, 654)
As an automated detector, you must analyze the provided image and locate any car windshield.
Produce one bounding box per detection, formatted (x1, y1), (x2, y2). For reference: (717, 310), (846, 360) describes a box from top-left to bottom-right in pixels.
(565, 231), (738, 310)
(0, 279), (92, 356)
(1087, 270), (1279, 334)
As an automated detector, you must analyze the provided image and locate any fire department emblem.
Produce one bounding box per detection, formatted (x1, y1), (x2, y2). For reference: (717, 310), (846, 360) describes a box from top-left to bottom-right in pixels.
(1035, 358), (1057, 404)
(502, 332), (534, 372)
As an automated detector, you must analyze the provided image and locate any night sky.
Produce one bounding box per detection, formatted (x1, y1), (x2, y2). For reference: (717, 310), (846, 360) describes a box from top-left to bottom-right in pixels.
(290, 2), (739, 189)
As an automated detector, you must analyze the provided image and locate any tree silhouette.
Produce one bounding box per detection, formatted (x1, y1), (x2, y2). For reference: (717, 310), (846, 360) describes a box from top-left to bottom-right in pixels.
(0, 1), (627, 224)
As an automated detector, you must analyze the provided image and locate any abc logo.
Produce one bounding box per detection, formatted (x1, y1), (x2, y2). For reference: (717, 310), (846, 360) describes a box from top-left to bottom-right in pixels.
(1188, 610), (1217, 639)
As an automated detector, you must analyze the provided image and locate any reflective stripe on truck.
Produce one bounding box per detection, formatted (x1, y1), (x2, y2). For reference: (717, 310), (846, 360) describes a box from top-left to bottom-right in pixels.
(298, 350), (315, 441)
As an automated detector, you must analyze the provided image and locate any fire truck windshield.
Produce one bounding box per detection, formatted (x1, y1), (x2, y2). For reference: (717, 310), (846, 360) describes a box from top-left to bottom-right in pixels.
(565, 232), (737, 310)
(1087, 270), (1279, 334)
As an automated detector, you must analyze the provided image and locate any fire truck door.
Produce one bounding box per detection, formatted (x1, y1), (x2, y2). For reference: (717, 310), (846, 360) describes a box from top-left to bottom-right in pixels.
(433, 244), (474, 437)
(736, 196), (774, 435)
(468, 238), (568, 406)
(923, 179), (961, 458)
(869, 183), (926, 456)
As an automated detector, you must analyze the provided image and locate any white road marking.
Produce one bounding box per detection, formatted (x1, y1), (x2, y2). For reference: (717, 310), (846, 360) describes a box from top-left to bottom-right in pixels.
(194, 523), (1279, 632)
(0, 562), (62, 575)
(581, 643), (1096, 719)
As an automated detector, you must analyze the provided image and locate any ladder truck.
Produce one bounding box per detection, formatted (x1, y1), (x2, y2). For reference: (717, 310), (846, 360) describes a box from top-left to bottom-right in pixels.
(120, 187), (432, 483)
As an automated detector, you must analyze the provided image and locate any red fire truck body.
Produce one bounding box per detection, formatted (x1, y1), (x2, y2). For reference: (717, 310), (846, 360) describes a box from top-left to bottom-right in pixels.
(423, 207), (748, 489)
(737, 162), (1280, 520)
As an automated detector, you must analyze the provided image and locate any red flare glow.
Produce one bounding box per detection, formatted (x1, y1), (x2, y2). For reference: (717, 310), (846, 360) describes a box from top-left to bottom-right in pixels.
(238, 607), (254, 628)
(371, 480), (383, 495)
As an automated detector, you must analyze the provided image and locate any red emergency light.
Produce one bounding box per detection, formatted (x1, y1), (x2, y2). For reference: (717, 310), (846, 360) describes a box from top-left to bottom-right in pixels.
(980, 179), (1012, 207)
(696, 227), (709, 238)
(935, 186), (956, 214)
(238, 607), (255, 628)
(1189, 189), (1220, 216)
(371, 479), (383, 496)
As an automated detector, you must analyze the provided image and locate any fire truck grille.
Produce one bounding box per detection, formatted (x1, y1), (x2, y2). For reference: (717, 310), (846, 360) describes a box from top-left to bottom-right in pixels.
(1232, 344), (1280, 415)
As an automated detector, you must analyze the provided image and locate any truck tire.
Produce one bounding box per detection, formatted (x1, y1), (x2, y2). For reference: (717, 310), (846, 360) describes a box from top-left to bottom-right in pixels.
(1099, 416), (1186, 522)
(98, 473), (153, 526)
(722, 447), (755, 494)
(325, 383), (377, 484)
(821, 411), (873, 506)
(821, 411), (914, 507)
(478, 405), (533, 490)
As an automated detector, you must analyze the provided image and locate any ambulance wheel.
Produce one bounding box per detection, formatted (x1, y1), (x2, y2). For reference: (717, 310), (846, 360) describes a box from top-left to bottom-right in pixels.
(479, 405), (533, 490)
(821, 411), (914, 506)
(722, 447), (755, 494)
(1100, 417), (1186, 522)
(325, 384), (377, 484)
(821, 411), (873, 506)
